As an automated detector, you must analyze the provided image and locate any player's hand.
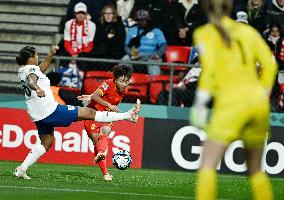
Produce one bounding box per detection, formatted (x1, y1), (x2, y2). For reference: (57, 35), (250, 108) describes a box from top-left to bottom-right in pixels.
(50, 46), (59, 55)
(108, 104), (121, 112)
(77, 95), (92, 103)
(190, 104), (209, 129)
(36, 88), (45, 97)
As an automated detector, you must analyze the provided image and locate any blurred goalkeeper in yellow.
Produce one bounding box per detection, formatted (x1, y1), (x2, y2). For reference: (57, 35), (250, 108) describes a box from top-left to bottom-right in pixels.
(190, 0), (277, 200)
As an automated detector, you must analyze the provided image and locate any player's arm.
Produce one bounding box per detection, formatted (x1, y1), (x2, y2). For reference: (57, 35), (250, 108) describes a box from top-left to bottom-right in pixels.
(91, 89), (120, 112)
(39, 46), (59, 73)
(190, 29), (215, 128)
(27, 74), (45, 97)
(193, 30), (216, 97)
(253, 31), (278, 91)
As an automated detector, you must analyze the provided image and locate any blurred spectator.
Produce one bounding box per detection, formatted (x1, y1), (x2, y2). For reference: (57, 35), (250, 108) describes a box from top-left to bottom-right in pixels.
(265, 23), (284, 70)
(236, 11), (249, 23)
(171, 0), (207, 46)
(264, 23), (284, 112)
(81, 4), (126, 71)
(116, 0), (135, 21)
(232, 0), (249, 18)
(93, 4), (126, 59)
(65, 0), (116, 22)
(266, 0), (284, 35)
(46, 72), (83, 106)
(245, 0), (268, 33)
(131, 0), (177, 45)
(64, 2), (96, 57)
(61, 2), (96, 70)
(123, 9), (167, 75)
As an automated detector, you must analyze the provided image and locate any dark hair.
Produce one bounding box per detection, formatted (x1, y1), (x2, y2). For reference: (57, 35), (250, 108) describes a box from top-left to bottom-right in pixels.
(135, 9), (151, 21)
(269, 23), (282, 33)
(113, 64), (133, 80)
(16, 46), (36, 66)
(46, 72), (62, 86)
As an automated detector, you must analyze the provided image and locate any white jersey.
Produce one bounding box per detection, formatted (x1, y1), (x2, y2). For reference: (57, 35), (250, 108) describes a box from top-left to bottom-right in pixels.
(18, 65), (58, 122)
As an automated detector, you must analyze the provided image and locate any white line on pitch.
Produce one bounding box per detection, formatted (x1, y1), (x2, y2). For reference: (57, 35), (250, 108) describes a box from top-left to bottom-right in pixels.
(0, 185), (192, 199)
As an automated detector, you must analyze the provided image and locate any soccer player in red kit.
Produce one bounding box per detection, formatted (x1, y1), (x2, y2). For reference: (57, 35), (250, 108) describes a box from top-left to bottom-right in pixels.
(78, 64), (141, 181)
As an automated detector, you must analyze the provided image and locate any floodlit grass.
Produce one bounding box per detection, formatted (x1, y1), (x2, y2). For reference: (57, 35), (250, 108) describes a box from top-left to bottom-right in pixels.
(0, 161), (283, 200)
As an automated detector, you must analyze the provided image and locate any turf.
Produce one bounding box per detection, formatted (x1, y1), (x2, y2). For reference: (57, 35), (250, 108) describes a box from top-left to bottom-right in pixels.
(0, 161), (283, 200)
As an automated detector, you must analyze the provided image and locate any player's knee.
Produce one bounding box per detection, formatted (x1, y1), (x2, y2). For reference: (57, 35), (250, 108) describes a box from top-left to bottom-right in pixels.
(86, 107), (96, 118)
(41, 136), (54, 151)
(101, 125), (112, 135)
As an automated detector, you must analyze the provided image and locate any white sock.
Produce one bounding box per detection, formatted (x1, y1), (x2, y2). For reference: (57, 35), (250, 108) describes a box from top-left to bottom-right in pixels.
(94, 111), (130, 122)
(20, 144), (46, 171)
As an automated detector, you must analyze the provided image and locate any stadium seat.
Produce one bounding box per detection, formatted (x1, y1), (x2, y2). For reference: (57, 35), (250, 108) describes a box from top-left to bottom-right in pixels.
(162, 46), (191, 73)
(149, 75), (179, 104)
(83, 71), (113, 94)
(124, 73), (151, 103)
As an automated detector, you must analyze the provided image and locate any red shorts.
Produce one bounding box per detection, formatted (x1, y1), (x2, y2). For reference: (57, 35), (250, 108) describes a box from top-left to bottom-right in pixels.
(84, 120), (113, 135)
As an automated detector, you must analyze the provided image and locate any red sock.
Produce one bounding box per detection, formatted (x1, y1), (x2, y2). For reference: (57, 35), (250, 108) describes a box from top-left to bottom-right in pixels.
(97, 134), (108, 153)
(98, 159), (108, 175)
(94, 144), (109, 175)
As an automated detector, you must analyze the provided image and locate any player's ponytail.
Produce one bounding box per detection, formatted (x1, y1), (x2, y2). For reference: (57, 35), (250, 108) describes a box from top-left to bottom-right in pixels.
(16, 46), (36, 66)
(203, 0), (232, 47)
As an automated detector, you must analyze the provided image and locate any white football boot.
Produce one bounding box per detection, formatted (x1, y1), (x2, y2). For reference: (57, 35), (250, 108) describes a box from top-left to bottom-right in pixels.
(13, 166), (31, 180)
(103, 173), (113, 181)
(127, 99), (141, 123)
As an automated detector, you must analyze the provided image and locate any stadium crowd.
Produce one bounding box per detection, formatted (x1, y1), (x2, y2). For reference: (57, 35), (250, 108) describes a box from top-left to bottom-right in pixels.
(53, 0), (284, 110)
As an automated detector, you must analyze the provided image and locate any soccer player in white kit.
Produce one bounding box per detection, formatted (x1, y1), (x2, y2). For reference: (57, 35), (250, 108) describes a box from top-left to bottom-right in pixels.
(14, 46), (141, 179)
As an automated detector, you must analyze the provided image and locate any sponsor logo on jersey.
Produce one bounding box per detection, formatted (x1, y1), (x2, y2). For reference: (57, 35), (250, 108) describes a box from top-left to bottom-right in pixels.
(67, 105), (75, 110)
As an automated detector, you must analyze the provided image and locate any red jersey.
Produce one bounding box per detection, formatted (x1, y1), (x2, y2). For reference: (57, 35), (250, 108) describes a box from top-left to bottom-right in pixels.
(88, 79), (125, 111)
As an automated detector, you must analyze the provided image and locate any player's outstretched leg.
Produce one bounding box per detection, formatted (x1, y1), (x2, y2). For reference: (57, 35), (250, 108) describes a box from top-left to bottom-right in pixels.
(78, 99), (141, 122)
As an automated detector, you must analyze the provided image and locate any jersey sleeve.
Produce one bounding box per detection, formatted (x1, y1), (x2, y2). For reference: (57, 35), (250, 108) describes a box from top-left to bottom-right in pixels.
(193, 28), (217, 95)
(26, 66), (42, 78)
(96, 81), (111, 97)
(252, 30), (278, 90)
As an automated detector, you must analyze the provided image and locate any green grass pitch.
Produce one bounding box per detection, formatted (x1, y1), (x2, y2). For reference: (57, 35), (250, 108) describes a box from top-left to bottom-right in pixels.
(0, 161), (283, 200)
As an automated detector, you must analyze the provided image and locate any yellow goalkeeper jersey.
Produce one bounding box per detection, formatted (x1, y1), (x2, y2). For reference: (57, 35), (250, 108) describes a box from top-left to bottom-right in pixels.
(193, 16), (277, 103)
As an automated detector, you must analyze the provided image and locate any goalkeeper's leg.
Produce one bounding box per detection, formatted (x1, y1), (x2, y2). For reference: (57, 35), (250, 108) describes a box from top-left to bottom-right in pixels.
(196, 140), (227, 200)
(245, 148), (273, 200)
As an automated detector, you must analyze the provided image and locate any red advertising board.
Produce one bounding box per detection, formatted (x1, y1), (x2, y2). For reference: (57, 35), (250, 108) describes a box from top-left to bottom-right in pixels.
(0, 108), (144, 168)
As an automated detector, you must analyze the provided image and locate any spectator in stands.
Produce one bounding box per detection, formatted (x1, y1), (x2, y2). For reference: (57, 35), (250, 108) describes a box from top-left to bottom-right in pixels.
(245, 0), (268, 34)
(171, 0), (207, 46)
(79, 4), (126, 71)
(265, 23), (284, 111)
(265, 23), (284, 71)
(63, 2), (96, 58)
(266, 0), (284, 35)
(236, 11), (249, 24)
(91, 4), (126, 62)
(116, 0), (137, 31)
(123, 9), (167, 75)
(65, 0), (116, 23)
(131, 0), (178, 45)
(231, 0), (248, 18)
(116, 0), (135, 21)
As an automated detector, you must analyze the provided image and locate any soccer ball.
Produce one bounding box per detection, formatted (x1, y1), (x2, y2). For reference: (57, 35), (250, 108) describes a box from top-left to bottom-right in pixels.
(112, 150), (132, 170)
